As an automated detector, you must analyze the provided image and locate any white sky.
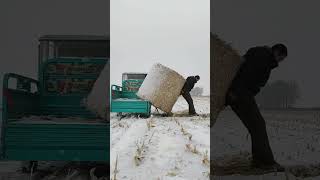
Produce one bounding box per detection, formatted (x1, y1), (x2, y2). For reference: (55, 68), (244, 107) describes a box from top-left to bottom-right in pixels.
(110, 0), (210, 95)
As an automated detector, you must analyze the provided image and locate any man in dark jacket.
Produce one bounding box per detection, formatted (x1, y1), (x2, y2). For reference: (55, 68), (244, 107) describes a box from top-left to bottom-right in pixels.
(181, 75), (200, 115)
(226, 44), (288, 170)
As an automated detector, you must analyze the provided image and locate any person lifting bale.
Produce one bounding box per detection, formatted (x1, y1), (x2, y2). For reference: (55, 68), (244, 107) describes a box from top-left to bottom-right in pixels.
(180, 75), (200, 115)
(211, 33), (288, 171)
(137, 63), (200, 116)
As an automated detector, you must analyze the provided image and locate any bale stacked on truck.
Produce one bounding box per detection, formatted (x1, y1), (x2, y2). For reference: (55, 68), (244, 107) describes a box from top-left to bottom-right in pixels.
(211, 34), (242, 126)
(137, 63), (186, 114)
(86, 63), (110, 119)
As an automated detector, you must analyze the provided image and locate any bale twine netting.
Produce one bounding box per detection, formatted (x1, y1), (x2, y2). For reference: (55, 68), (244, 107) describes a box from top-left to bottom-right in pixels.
(137, 63), (186, 114)
(211, 34), (242, 126)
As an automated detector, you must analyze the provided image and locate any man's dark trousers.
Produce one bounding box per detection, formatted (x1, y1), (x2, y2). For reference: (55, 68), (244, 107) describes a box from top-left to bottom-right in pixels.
(227, 92), (275, 164)
(181, 91), (196, 114)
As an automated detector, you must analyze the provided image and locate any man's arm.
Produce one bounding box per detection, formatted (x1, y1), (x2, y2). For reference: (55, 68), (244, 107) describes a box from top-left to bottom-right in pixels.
(258, 68), (271, 87)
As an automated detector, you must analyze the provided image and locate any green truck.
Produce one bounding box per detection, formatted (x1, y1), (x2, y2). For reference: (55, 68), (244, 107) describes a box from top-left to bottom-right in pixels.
(111, 73), (151, 117)
(1, 35), (110, 171)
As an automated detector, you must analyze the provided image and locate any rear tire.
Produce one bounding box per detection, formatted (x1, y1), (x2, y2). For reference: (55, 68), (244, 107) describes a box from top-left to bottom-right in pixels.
(140, 113), (151, 118)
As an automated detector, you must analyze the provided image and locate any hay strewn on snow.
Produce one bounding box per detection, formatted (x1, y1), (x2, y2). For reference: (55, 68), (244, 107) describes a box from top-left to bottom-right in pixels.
(137, 63), (186, 113)
(211, 34), (242, 126)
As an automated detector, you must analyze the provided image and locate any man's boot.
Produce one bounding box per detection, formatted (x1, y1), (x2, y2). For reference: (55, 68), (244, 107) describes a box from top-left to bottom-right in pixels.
(189, 111), (198, 116)
(189, 106), (198, 116)
(251, 160), (285, 172)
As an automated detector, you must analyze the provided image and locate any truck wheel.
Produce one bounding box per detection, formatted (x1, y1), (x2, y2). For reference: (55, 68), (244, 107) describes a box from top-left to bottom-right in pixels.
(140, 113), (151, 118)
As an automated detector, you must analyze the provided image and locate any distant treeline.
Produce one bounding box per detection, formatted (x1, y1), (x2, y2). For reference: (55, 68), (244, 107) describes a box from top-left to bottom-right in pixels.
(190, 87), (204, 96)
(256, 80), (300, 109)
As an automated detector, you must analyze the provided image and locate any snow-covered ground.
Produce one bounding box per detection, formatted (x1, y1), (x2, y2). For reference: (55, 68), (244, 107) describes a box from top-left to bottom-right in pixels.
(110, 96), (210, 180)
(111, 96), (320, 180)
(212, 108), (320, 179)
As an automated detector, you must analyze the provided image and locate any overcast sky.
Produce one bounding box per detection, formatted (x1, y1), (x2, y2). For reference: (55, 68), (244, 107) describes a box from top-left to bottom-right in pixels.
(212, 0), (320, 107)
(111, 0), (210, 95)
(0, 0), (109, 105)
(2, 1), (319, 106)
(0, 0), (210, 105)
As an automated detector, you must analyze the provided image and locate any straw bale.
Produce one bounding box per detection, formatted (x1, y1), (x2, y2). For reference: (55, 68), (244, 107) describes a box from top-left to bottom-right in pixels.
(137, 63), (186, 113)
(211, 34), (242, 125)
(86, 63), (110, 119)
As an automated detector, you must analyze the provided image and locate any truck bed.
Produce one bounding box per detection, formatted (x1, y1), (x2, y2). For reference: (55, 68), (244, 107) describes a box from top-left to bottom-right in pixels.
(1, 73), (109, 161)
(112, 98), (148, 101)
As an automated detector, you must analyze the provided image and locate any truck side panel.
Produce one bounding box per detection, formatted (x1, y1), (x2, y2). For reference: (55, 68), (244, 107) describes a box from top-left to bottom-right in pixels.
(1, 73), (40, 158)
(1, 73), (110, 161)
(4, 123), (109, 161)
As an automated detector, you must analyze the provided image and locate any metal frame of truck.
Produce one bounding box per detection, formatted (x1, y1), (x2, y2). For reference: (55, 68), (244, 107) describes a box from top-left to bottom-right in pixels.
(1, 35), (110, 168)
(111, 73), (151, 117)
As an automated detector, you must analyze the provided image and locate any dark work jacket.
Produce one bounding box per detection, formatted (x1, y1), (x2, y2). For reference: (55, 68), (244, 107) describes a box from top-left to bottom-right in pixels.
(182, 76), (197, 92)
(230, 46), (279, 97)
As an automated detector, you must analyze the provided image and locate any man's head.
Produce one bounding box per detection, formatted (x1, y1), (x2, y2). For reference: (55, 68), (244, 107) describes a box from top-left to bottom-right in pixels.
(272, 43), (288, 62)
(195, 75), (200, 81)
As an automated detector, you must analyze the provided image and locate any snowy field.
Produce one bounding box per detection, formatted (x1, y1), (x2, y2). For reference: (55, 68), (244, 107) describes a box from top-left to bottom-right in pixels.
(212, 108), (320, 179)
(110, 96), (210, 180)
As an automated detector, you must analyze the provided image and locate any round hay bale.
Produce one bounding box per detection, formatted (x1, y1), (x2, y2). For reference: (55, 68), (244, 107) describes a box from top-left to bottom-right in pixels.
(137, 63), (186, 113)
(211, 34), (242, 126)
(85, 62), (110, 120)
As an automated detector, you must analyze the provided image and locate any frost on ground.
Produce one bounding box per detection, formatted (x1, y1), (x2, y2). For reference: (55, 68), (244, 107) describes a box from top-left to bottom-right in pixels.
(110, 96), (210, 180)
(211, 108), (320, 179)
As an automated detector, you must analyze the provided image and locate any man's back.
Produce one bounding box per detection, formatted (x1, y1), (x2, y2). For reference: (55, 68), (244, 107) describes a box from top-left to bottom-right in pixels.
(183, 76), (197, 92)
(230, 46), (278, 96)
